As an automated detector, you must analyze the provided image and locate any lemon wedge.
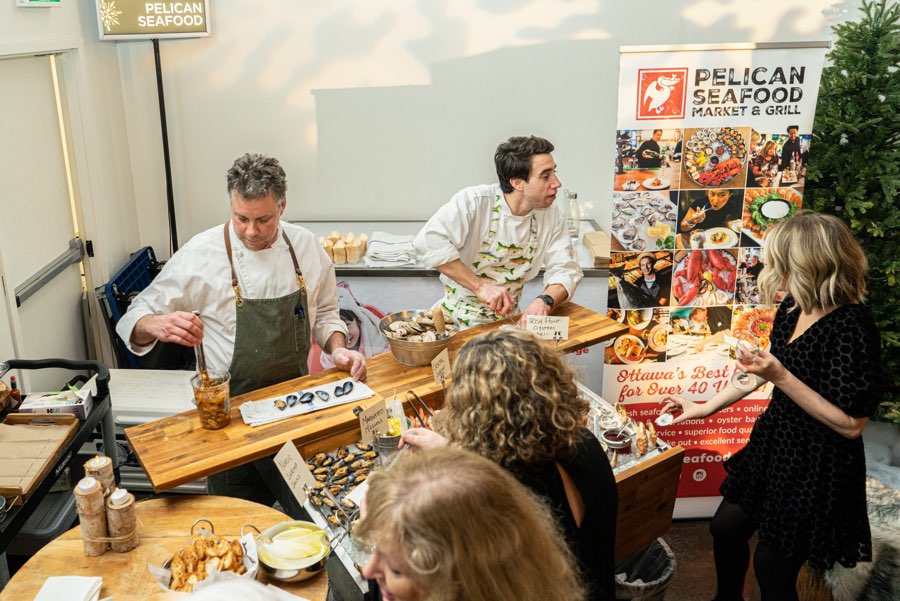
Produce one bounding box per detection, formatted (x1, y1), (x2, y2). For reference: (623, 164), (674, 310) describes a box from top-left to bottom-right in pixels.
(387, 417), (402, 436)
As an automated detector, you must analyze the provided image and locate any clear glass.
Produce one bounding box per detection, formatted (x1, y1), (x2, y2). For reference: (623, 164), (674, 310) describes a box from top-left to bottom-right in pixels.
(191, 369), (231, 429)
(730, 334), (760, 391)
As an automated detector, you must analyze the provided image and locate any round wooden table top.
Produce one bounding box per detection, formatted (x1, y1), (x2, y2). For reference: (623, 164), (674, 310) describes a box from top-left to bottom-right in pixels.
(0, 495), (329, 601)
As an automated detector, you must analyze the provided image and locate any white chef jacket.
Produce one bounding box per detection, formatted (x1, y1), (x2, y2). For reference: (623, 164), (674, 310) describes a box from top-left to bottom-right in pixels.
(116, 221), (347, 372)
(414, 183), (583, 300)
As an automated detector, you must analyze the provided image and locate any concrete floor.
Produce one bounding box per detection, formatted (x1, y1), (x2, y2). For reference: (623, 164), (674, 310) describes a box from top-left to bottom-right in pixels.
(663, 519), (761, 601)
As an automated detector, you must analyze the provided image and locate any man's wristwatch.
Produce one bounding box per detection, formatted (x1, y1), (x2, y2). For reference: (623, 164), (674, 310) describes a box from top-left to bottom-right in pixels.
(538, 294), (555, 309)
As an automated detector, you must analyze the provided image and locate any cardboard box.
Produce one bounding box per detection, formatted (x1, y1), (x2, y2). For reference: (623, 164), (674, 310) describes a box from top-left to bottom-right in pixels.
(17, 375), (97, 420)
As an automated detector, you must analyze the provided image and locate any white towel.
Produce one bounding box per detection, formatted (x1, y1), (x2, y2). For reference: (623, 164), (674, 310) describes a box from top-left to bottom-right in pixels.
(34, 576), (102, 601)
(364, 231), (416, 267)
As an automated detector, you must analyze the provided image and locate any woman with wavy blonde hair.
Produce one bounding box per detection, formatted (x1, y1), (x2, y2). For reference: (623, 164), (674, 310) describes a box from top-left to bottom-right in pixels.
(660, 212), (883, 601)
(401, 329), (617, 601)
(355, 447), (585, 601)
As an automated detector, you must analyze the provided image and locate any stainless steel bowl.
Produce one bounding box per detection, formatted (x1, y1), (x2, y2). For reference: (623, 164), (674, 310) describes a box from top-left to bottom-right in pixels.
(256, 520), (329, 583)
(378, 310), (458, 366)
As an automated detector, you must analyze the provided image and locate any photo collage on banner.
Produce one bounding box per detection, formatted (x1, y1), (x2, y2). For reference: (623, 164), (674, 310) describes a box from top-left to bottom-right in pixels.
(605, 47), (826, 497)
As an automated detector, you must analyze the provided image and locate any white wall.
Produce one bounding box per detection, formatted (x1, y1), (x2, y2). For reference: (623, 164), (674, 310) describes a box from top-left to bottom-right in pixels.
(0, 0), (140, 365)
(116, 0), (861, 257)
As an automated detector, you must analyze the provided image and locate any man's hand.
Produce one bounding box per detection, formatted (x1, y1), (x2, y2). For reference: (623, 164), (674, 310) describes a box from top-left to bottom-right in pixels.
(517, 298), (551, 327)
(475, 282), (515, 315)
(132, 312), (203, 347)
(331, 347), (367, 381)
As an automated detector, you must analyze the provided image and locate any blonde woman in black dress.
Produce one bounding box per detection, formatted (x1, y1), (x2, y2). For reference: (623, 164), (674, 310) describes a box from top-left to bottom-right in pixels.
(659, 212), (883, 601)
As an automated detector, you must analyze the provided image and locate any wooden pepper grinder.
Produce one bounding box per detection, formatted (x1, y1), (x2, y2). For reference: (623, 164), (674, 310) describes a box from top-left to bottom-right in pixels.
(106, 487), (139, 552)
(74, 477), (108, 556)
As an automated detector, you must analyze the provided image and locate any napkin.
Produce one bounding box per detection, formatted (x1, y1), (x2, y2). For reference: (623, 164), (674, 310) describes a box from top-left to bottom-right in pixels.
(34, 576), (102, 601)
(364, 231), (416, 267)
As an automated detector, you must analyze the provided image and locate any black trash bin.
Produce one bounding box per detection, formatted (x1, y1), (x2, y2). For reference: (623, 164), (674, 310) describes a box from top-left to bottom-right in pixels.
(615, 538), (676, 601)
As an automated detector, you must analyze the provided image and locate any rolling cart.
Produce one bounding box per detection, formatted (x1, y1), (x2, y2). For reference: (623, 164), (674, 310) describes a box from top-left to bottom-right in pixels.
(0, 359), (116, 587)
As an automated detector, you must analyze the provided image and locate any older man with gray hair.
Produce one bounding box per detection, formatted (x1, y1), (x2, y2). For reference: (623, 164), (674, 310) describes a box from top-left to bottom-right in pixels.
(117, 153), (365, 513)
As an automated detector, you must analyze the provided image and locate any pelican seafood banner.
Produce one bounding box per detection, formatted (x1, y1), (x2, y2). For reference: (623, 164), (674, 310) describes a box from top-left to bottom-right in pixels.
(605, 44), (827, 499)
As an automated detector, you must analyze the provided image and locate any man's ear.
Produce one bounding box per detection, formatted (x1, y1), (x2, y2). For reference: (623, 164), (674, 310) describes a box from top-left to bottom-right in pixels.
(280, 197), (288, 214)
(510, 178), (525, 192)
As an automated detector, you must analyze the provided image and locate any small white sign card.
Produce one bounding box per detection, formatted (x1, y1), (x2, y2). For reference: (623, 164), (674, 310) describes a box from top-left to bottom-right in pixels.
(358, 399), (389, 444)
(526, 315), (570, 341)
(273, 441), (317, 505)
(431, 348), (451, 386)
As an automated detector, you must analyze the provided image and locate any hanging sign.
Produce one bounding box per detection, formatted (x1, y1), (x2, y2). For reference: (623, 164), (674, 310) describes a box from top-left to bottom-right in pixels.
(605, 42), (827, 502)
(96, 0), (211, 40)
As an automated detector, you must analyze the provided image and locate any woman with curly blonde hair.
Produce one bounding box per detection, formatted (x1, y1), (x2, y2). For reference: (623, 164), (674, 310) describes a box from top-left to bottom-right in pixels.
(355, 447), (585, 601)
(660, 212), (883, 601)
(402, 329), (617, 601)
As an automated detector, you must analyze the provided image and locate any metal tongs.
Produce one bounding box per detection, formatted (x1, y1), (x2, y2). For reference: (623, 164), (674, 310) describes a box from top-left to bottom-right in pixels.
(192, 310), (210, 384)
(405, 390), (434, 428)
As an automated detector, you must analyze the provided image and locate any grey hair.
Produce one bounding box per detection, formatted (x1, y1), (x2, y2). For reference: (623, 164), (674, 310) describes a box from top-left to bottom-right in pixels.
(226, 153), (287, 203)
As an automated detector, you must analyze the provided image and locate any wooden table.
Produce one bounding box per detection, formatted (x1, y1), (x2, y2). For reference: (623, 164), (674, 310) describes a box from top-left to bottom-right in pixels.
(0, 496), (328, 601)
(126, 303), (628, 492)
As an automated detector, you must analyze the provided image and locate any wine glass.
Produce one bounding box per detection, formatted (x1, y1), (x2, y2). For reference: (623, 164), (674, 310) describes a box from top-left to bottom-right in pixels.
(730, 333), (760, 391)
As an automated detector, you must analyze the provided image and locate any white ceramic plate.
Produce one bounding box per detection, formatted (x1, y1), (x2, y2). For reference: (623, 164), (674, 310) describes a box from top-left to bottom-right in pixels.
(614, 334), (646, 364)
(647, 324), (668, 352)
(643, 177), (670, 190)
(624, 309), (653, 330)
(703, 227), (738, 249)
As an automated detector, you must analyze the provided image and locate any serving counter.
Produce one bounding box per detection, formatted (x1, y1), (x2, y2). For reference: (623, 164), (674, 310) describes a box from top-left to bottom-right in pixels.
(126, 302), (683, 569)
(126, 302), (624, 491)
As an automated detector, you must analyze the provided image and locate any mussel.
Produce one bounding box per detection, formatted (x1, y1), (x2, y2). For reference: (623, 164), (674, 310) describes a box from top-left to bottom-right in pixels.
(316, 390), (330, 402)
(274, 399), (288, 411)
(299, 391), (315, 404)
(355, 441), (373, 452)
(285, 393), (299, 407)
(334, 381), (354, 397)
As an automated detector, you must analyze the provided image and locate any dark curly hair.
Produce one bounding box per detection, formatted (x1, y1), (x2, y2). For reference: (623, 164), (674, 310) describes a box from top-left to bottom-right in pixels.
(438, 329), (588, 469)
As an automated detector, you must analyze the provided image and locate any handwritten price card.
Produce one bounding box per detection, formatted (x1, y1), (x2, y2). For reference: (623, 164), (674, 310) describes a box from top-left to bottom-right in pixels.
(525, 315), (569, 340)
(273, 441), (317, 505)
(358, 399), (389, 443)
(431, 348), (451, 386)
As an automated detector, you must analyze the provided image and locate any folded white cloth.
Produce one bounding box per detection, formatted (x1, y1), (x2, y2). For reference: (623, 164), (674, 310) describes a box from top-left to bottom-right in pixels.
(239, 377), (375, 427)
(364, 231), (416, 268)
(34, 576), (102, 601)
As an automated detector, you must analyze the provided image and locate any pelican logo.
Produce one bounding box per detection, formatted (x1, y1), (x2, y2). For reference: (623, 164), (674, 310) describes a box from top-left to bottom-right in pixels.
(636, 68), (688, 120)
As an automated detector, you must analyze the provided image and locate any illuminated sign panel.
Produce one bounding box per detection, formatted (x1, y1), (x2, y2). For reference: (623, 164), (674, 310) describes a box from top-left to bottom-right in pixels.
(96, 1), (211, 40)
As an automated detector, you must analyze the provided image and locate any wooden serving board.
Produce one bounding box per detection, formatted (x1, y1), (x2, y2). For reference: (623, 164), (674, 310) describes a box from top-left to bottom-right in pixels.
(0, 413), (79, 504)
(127, 303), (627, 492)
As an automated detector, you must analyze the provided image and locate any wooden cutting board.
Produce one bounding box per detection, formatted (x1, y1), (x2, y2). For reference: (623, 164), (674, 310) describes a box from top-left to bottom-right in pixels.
(127, 302), (627, 492)
(0, 414), (78, 504)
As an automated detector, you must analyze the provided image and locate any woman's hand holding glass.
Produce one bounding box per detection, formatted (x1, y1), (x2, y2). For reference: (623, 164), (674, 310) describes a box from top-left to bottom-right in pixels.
(730, 334), (761, 391)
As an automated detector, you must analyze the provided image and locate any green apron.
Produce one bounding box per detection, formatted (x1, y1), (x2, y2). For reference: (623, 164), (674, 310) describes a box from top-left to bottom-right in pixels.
(207, 224), (311, 513)
(439, 194), (538, 327)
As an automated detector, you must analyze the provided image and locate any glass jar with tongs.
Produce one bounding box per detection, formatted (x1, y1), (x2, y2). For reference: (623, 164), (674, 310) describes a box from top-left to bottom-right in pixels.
(190, 311), (231, 430)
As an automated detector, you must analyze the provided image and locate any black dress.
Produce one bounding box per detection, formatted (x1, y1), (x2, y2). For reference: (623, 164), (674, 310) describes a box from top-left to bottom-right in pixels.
(512, 430), (618, 601)
(720, 300), (883, 569)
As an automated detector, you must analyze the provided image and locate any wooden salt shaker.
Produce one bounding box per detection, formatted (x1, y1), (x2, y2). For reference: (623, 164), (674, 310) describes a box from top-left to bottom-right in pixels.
(74, 477), (108, 556)
(106, 487), (139, 552)
(84, 455), (115, 498)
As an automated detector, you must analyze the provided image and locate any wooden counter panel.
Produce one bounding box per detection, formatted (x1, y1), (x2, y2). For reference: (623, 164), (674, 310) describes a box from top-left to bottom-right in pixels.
(127, 303), (627, 492)
(614, 445), (684, 562)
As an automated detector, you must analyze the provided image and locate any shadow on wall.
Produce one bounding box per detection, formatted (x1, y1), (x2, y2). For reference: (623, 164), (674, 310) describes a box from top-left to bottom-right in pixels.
(121, 0), (858, 239)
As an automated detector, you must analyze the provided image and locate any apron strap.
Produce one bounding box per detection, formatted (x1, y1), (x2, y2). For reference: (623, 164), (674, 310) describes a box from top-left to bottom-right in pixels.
(223, 223), (308, 307)
(223, 223), (244, 307)
(282, 230), (306, 296)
